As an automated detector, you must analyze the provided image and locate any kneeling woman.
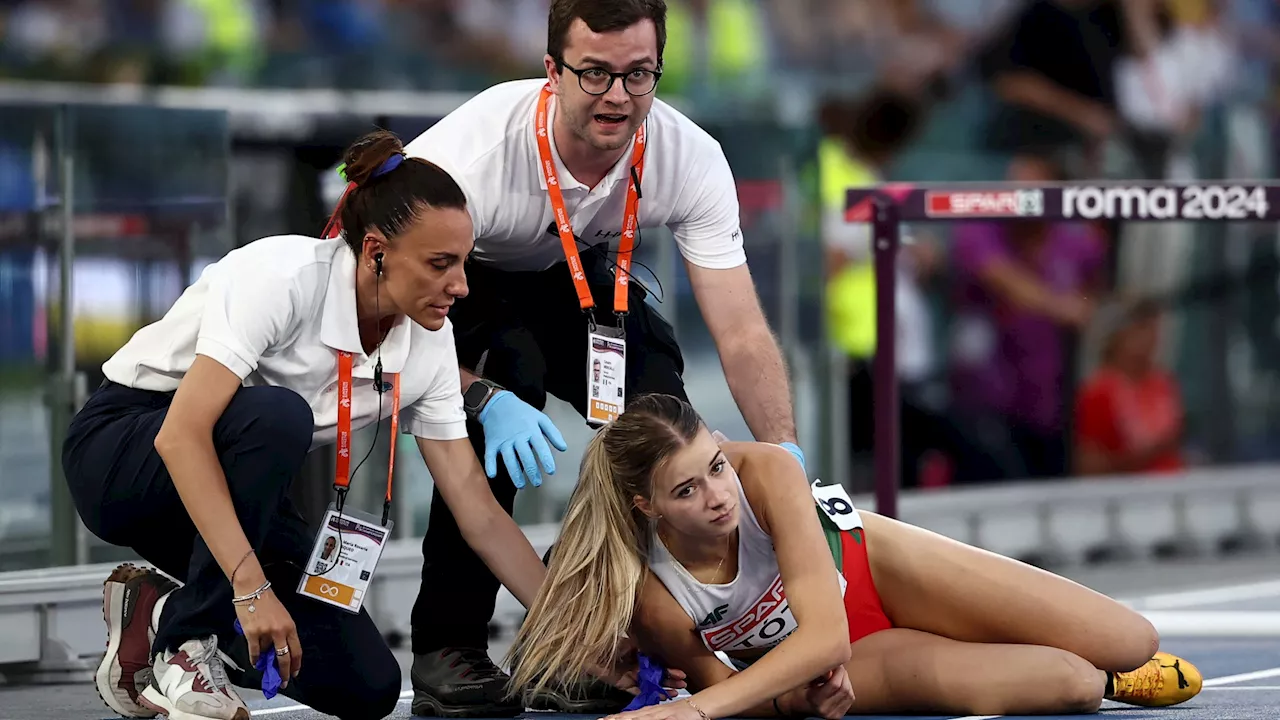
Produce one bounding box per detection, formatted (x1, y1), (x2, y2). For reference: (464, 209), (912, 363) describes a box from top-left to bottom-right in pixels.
(509, 394), (1203, 719)
(62, 131), (551, 720)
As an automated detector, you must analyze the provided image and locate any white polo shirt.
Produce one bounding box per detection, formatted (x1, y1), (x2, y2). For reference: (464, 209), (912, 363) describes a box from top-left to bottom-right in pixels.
(402, 78), (747, 272)
(101, 235), (468, 449)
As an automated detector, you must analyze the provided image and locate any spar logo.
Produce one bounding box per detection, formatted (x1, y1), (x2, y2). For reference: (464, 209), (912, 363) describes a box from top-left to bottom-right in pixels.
(926, 190), (1043, 218)
(1063, 185), (1271, 220)
(700, 576), (795, 652)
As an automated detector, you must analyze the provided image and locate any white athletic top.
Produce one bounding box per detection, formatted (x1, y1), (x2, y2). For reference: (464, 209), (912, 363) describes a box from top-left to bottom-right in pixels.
(101, 235), (469, 449)
(647, 475), (848, 655)
(402, 78), (747, 273)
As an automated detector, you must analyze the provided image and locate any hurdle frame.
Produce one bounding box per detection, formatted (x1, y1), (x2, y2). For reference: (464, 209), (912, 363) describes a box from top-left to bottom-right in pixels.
(847, 180), (1280, 519)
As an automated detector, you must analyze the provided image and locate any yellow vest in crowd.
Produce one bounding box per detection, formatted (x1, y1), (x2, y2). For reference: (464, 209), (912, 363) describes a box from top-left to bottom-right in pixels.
(661, 0), (764, 94)
(819, 137), (880, 360)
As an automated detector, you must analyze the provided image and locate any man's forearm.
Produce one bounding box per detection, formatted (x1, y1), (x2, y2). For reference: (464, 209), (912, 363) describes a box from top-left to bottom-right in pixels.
(684, 262), (799, 446)
(719, 327), (797, 445)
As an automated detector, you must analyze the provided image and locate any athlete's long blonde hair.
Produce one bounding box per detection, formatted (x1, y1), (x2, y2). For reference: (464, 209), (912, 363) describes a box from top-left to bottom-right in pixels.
(505, 393), (704, 699)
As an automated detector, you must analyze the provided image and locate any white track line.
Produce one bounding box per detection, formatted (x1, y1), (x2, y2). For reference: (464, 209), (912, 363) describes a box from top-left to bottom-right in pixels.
(251, 689), (413, 716)
(1204, 686), (1280, 690)
(942, 667), (1280, 720)
(1122, 579), (1280, 610)
(1142, 610), (1280, 637)
(253, 704), (312, 717)
(1203, 667), (1280, 687)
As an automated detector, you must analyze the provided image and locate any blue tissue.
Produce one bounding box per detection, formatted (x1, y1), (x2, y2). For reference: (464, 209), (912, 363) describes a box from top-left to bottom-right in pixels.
(233, 619), (283, 699)
(622, 652), (669, 711)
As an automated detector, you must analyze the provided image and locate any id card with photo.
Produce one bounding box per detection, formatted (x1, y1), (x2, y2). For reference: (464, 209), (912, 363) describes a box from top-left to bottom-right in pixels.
(296, 503), (393, 614)
(587, 327), (627, 426)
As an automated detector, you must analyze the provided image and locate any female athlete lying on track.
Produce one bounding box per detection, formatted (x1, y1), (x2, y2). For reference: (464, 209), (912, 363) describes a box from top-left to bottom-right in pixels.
(507, 393), (1203, 719)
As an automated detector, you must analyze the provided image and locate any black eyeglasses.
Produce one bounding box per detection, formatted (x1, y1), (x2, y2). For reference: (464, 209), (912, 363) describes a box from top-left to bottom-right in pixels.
(560, 61), (662, 97)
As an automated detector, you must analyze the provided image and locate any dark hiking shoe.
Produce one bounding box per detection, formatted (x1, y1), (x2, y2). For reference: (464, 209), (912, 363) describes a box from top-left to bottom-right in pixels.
(410, 648), (523, 717)
(524, 674), (634, 714)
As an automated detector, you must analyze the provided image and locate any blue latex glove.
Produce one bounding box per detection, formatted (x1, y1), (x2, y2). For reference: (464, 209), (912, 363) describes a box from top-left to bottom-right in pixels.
(233, 619), (282, 699)
(622, 653), (670, 711)
(478, 390), (568, 489)
(779, 441), (806, 472)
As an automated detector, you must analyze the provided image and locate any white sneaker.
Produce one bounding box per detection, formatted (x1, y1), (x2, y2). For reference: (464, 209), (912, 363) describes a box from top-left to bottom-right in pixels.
(96, 563), (179, 718)
(138, 636), (250, 720)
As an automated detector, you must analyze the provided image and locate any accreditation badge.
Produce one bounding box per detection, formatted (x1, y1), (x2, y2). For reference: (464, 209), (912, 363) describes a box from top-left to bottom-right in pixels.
(296, 503), (393, 614)
(586, 325), (627, 426)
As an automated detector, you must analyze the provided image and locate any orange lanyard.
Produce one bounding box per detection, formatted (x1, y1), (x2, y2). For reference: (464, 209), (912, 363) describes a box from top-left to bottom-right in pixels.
(534, 83), (646, 316)
(334, 351), (401, 512)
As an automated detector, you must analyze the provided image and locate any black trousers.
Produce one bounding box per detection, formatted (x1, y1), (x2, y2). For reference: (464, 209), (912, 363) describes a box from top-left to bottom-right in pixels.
(410, 254), (688, 653)
(61, 382), (401, 720)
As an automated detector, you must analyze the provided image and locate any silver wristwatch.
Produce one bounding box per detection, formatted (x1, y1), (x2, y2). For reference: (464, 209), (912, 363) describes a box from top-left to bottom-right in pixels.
(463, 378), (504, 420)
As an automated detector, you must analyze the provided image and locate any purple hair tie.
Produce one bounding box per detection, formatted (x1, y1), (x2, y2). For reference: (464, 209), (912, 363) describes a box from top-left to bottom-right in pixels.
(371, 153), (405, 180)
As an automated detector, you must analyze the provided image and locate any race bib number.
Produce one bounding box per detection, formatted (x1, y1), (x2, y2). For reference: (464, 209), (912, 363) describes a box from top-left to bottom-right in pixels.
(586, 326), (627, 426)
(812, 479), (862, 532)
(296, 504), (392, 614)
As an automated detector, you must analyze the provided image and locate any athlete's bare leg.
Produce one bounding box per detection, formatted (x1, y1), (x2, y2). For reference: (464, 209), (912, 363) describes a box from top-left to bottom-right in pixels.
(861, 511), (1159, 672)
(827, 512), (1160, 715)
(843, 627), (1105, 716)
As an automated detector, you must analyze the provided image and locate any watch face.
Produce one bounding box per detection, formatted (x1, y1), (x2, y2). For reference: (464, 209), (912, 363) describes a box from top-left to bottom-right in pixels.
(464, 381), (489, 409)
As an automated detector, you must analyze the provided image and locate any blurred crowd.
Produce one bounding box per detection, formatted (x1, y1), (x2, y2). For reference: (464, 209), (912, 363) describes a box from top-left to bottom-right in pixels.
(0, 0), (1093, 94)
(0, 0), (961, 90)
(822, 0), (1280, 488)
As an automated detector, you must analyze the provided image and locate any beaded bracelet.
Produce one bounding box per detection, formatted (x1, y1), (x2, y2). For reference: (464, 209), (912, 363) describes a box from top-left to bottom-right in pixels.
(231, 580), (271, 613)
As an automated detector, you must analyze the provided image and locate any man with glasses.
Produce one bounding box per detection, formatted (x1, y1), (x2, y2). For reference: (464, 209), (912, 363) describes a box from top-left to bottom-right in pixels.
(398, 1), (803, 716)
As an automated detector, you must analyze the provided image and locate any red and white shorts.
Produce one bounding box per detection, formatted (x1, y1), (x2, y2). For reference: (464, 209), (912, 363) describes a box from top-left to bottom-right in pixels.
(838, 526), (893, 643)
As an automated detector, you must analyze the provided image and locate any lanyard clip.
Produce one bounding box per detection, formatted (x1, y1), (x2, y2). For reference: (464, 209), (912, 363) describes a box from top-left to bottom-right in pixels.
(584, 307), (598, 334)
(381, 500), (392, 527)
(334, 486), (348, 514)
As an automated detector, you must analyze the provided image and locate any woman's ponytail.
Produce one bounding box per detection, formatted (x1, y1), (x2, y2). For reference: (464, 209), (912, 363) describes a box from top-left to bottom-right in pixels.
(504, 393), (705, 699)
(506, 427), (647, 699)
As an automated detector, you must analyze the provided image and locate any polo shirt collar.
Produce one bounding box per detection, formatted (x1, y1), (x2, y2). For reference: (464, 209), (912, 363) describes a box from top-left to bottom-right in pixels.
(320, 242), (411, 376)
(535, 96), (636, 193)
